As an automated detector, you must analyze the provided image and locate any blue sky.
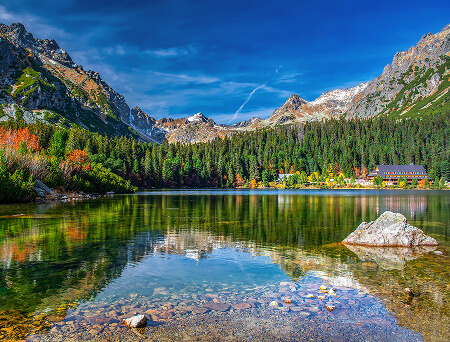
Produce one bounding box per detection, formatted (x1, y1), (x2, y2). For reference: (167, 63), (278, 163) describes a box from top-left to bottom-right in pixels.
(1, 1), (449, 123)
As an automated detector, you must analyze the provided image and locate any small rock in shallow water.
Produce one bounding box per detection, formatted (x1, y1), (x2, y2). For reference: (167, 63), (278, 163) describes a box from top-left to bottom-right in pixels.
(232, 303), (251, 310)
(269, 301), (279, 306)
(191, 307), (209, 314)
(121, 314), (147, 328)
(405, 288), (414, 297)
(284, 299), (292, 304)
(305, 294), (315, 298)
(159, 311), (174, 320)
(326, 305), (337, 312)
(290, 307), (304, 312)
(203, 303), (230, 312)
(319, 285), (327, 291)
(317, 296), (326, 300)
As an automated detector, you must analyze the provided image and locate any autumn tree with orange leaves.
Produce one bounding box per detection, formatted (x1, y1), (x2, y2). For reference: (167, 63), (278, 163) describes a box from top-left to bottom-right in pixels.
(234, 174), (245, 187)
(67, 149), (90, 171)
(0, 127), (41, 152)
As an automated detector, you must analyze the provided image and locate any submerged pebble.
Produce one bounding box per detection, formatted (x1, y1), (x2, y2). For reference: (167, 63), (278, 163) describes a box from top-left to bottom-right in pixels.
(326, 305), (337, 312)
(120, 314), (147, 328)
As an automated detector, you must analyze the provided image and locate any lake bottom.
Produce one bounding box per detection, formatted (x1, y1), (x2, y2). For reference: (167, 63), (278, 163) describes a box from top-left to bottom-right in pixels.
(26, 267), (422, 341)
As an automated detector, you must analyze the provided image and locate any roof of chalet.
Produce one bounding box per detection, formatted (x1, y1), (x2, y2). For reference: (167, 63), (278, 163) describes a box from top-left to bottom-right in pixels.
(277, 173), (295, 180)
(369, 165), (427, 178)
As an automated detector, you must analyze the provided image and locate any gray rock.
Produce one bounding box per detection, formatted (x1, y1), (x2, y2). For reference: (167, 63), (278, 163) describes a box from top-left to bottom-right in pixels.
(343, 211), (438, 247)
(120, 314), (147, 328)
(34, 180), (53, 196)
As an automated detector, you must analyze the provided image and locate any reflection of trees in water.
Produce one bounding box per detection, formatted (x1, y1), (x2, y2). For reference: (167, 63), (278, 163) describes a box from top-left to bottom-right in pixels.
(0, 192), (449, 340)
(375, 195), (427, 218)
(0, 199), (165, 340)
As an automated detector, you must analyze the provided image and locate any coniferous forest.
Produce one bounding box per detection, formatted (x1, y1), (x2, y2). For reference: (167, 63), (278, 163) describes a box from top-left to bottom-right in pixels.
(1, 112), (450, 202)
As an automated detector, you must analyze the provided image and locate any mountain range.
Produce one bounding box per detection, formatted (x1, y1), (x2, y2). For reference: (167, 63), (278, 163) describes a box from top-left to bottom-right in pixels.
(0, 22), (449, 144)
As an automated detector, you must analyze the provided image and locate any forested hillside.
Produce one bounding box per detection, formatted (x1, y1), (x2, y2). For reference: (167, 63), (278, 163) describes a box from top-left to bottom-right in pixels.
(2, 111), (450, 202)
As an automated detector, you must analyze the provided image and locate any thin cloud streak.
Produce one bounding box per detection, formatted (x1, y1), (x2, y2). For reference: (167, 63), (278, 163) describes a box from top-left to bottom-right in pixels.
(102, 44), (198, 58)
(230, 83), (266, 123)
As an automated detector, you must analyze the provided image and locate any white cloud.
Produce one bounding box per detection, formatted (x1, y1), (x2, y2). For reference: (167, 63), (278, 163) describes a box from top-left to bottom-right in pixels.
(146, 45), (197, 58)
(276, 72), (304, 84)
(153, 71), (219, 84)
(101, 44), (198, 59)
(261, 84), (292, 98)
(0, 6), (15, 22)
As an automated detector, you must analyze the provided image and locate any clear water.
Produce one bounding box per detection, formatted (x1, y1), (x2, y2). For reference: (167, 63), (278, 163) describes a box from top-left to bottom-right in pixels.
(0, 190), (449, 341)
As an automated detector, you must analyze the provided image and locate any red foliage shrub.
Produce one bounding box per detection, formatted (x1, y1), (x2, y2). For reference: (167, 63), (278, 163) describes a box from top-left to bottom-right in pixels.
(0, 127), (41, 152)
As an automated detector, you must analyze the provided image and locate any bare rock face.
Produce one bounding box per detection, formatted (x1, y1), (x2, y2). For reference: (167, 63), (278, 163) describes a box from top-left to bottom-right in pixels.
(121, 314), (148, 328)
(34, 180), (53, 197)
(343, 211), (438, 247)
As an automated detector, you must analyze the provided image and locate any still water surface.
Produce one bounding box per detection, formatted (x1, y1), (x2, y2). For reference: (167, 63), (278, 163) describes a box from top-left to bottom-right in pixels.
(0, 190), (449, 341)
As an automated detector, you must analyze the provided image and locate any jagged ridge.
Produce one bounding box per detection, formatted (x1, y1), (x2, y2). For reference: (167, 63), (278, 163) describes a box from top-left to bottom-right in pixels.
(0, 23), (141, 138)
(1, 22), (450, 145)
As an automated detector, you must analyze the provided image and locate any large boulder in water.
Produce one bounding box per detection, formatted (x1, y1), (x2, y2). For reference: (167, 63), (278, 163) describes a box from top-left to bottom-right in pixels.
(343, 211), (438, 247)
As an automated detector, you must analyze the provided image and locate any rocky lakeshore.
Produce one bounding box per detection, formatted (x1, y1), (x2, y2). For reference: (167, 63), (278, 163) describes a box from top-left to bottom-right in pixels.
(33, 179), (110, 203)
(25, 278), (422, 342)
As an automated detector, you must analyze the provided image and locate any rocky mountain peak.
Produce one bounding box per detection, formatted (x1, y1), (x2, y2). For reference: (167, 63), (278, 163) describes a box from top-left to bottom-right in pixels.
(1, 21), (449, 145)
(187, 112), (215, 124)
(346, 23), (450, 119)
(131, 106), (153, 121)
(228, 116), (262, 128)
(0, 22), (35, 50)
(284, 94), (307, 108)
(383, 24), (450, 75)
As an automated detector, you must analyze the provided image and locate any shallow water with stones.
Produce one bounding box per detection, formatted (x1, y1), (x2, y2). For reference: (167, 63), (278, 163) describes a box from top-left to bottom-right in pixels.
(0, 189), (449, 341)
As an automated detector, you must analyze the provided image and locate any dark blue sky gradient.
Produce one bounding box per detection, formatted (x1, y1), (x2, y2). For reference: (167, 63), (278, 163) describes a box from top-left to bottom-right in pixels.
(1, 1), (449, 123)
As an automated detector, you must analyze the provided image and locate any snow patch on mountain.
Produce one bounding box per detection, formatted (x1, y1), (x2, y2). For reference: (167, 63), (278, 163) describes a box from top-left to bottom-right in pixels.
(187, 112), (206, 122)
(311, 83), (369, 106)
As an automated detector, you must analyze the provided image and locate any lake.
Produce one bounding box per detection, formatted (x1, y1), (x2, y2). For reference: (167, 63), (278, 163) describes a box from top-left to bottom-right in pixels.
(0, 189), (449, 341)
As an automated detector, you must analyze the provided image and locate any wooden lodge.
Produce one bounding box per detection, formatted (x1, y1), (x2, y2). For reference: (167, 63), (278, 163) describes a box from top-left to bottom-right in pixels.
(367, 165), (427, 183)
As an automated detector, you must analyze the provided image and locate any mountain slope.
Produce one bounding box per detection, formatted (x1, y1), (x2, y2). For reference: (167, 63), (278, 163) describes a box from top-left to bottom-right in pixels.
(347, 24), (450, 119)
(1, 22), (450, 145)
(266, 83), (368, 124)
(0, 23), (136, 137)
(271, 23), (450, 122)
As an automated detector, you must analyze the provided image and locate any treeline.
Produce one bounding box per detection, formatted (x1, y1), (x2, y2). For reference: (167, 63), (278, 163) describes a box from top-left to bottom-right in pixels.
(1, 111), (450, 197)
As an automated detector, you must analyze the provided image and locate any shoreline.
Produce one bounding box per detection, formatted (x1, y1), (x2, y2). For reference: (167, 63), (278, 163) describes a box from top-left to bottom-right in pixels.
(0, 186), (448, 206)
